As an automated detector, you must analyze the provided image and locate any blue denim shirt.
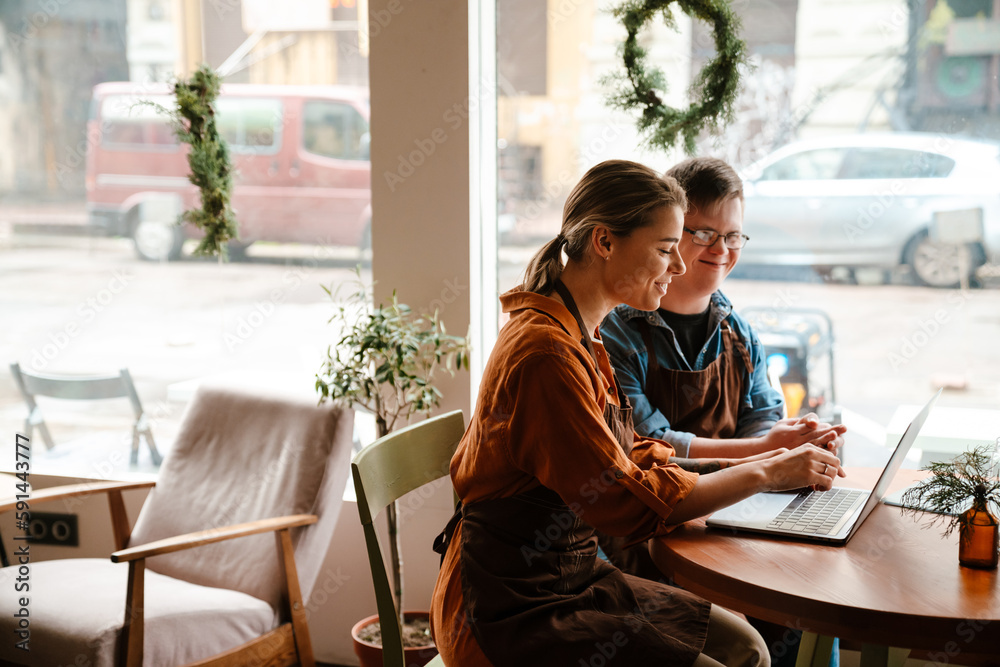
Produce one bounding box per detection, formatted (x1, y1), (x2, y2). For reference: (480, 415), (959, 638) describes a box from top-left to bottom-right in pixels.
(600, 291), (784, 457)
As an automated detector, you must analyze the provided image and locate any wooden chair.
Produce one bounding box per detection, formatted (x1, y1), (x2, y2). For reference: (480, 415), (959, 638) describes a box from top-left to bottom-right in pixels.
(9, 362), (161, 466)
(352, 410), (465, 667)
(0, 386), (355, 667)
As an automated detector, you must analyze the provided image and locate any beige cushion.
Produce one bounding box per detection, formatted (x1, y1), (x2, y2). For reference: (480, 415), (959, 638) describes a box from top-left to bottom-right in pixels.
(0, 559), (275, 667)
(128, 386), (353, 610)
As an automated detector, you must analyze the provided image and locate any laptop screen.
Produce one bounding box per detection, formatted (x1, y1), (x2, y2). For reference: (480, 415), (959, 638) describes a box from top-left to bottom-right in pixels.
(844, 389), (941, 540)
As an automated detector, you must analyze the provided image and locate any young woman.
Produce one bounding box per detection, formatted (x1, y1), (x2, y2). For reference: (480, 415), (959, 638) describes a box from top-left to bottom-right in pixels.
(430, 160), (843, 667)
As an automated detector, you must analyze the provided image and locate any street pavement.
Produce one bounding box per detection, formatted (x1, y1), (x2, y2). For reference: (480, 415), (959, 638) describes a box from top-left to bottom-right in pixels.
(3, 229), (999, 477)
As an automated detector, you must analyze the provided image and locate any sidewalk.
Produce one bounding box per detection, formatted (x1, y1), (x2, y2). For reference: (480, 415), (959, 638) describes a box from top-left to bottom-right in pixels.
(0, 200), (89, 236)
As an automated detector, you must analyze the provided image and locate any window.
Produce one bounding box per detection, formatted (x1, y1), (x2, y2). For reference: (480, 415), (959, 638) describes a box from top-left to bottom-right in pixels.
(839, 148), (956, 179)
(215, 97), (283, 153)
(493, 0), (1000, 478)
(759, 149), (848, 181)
(100, 94), (179, 149)
(1, 3), (373, 481)
(302, 101), (369, 160)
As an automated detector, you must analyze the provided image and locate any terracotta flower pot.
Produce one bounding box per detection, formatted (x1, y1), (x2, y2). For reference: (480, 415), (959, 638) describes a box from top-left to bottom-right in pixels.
(352, 611), (439, 667)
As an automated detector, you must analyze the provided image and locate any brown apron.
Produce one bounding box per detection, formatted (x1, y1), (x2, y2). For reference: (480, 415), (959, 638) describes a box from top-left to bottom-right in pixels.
(597, 318), (755, 582)
(639, 317), (753, 440)
(433, 282), (710, 666)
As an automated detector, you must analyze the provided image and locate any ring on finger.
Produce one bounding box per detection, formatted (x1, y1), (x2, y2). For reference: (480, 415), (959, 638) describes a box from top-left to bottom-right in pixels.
(822, 463), (830, 476)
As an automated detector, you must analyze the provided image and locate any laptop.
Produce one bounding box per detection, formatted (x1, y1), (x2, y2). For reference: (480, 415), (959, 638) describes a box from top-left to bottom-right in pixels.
(705, 390), (941, 545)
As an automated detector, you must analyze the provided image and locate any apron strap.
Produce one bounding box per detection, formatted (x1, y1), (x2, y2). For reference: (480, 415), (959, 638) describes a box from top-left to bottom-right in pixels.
(553, 279), (633, 449)
(722, 320), (754, 376)
(432, 500), (464, 565)
(553, 279), (599, 365)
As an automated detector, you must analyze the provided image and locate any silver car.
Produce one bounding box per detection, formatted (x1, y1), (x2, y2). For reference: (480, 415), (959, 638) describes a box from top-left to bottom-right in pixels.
(739, 133), (1000, 287)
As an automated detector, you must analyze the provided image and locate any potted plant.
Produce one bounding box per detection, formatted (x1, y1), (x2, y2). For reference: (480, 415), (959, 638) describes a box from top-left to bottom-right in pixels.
(315, 272), (469, 666)
(902, 444), (1000, 569)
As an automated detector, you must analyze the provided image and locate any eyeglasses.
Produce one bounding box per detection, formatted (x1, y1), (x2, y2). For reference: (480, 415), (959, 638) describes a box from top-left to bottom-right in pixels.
(683, 227), (750, 249)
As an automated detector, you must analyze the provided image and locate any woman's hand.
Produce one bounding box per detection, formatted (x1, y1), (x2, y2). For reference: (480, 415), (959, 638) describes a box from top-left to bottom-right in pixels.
(666, 444), (844, 524)
(759, 444), (845, 492)
(731, 448), (789, 466)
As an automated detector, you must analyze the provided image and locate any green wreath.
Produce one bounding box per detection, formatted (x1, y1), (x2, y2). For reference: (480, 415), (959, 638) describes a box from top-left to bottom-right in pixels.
(605, 0), (749, 154)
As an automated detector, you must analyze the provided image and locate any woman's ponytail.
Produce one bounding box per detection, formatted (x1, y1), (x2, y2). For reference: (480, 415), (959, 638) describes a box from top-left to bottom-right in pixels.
(521, 235), (565, 294)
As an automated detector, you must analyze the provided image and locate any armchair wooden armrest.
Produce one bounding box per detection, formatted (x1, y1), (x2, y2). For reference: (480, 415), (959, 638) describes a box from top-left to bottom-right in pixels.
(0, 480), (156, 514)
(111, 514), (318, 563)
(0, 480), (156, 552)
(111, 513), (318, 667)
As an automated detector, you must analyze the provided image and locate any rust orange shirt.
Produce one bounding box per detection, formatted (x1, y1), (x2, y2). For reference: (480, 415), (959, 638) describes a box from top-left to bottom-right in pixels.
(430, 289), (700, 666)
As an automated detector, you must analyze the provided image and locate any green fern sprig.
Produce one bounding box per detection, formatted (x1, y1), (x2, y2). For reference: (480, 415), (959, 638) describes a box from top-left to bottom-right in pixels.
(172, 66), (239, 259)
(136, 66), (238, 259)
(901, 445), (1000, 538)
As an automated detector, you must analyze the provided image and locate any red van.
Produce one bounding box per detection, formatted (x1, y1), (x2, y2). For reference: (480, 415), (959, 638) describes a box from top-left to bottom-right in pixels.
(86, 82), (371, 260)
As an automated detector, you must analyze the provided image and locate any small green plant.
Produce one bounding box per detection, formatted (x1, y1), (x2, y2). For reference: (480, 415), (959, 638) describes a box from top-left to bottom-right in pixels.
(901, 444), (1000, 537)
(315, 271), (469, 635)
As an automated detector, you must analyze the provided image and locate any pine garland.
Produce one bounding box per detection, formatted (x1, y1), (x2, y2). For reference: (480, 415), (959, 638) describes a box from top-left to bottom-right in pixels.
(172, 65), (239, 259)
(604, 0), (749, 154)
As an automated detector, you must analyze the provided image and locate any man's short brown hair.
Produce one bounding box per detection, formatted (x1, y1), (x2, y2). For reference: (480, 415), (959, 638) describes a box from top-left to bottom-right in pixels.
(665, 157), (743, 215)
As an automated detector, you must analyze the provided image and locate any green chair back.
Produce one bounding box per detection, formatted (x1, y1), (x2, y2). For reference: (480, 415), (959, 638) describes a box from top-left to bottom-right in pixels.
(352, 410), (465, 667)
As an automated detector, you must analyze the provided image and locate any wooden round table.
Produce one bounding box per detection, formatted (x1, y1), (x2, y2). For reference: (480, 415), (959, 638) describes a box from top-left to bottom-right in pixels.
(651, 468), (1000, 665)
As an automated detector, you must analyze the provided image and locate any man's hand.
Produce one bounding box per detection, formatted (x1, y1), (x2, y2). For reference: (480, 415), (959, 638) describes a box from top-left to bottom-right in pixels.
(760, 413), (846, 454)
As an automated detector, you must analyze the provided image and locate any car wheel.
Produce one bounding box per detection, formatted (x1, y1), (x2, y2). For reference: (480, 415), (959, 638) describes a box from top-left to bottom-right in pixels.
(226, 240), (253, 262)
(133, 218), (184, 262)
(359, 220), (372, 263)
(360, 220), (372, 251)
(908, 232), (979, 288)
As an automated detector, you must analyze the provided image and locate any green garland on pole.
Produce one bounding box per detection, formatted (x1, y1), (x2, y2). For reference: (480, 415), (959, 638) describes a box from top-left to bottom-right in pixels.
(172, 65), (238, 259)
(604, 0), (750, 154)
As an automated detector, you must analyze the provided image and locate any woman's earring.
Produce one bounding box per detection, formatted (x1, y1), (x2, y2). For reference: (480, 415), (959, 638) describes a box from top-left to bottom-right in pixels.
(605, 255), (610, 261)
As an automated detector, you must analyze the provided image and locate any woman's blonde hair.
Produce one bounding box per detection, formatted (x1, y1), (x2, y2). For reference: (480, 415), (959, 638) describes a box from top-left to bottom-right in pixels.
(521, 159), (687, 295)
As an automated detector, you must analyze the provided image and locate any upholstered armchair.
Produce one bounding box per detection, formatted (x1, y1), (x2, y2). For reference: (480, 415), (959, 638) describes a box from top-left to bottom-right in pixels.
(0, 386), (354, 666)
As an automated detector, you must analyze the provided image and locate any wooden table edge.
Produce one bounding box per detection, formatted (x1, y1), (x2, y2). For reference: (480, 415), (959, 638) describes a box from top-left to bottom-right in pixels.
(651, 468), (1000, 653)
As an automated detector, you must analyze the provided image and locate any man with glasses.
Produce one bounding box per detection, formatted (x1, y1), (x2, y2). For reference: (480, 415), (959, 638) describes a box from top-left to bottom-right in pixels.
(602, 157), (846, 667)
(602, 156), (845, 459)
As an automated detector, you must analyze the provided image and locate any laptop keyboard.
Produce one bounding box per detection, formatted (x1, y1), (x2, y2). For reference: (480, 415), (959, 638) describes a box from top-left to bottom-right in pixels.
(767, 488), (868, 535)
